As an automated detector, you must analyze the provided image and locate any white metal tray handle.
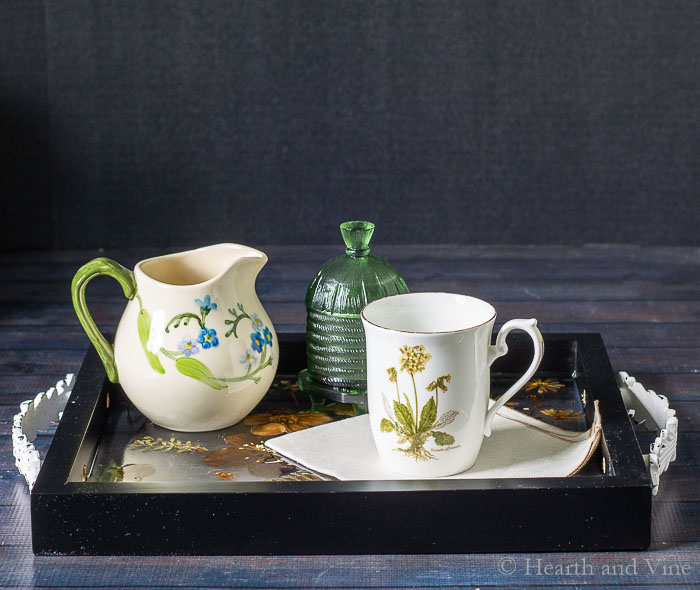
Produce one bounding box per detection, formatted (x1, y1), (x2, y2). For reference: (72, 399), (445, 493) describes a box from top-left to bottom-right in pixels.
(12, 374), (76, 490)
(617, 371), (678, 496)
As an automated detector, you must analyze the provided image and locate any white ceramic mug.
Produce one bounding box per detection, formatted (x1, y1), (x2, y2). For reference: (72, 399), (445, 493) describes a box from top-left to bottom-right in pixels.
(361, 293), (544, 477)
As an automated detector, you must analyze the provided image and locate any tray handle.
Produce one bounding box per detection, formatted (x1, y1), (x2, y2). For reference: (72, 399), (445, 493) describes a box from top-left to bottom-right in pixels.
(12, 374), (76, 490)
(617, 371), (678, 496)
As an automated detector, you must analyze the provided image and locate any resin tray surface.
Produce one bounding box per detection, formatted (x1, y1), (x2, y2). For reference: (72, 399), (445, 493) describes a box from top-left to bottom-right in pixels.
(31, 333), (651, 555)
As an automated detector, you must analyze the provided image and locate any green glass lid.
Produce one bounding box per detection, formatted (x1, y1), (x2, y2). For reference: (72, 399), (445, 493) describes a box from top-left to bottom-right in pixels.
(305, 221), (409, 316)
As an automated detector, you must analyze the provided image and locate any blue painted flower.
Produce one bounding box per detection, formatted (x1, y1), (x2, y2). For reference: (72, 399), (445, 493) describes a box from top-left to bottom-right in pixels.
(250, 331), (264, 353)
(262, 326), (273, 347)
(177, 336), (200, 357)
(250, 313), (264, 333)
(239, 348), (258, 371)
(198, 328), (219, 349)
(195, 294), (218, 313)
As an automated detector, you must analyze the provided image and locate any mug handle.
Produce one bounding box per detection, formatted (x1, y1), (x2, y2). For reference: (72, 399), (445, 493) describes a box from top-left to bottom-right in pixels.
(484, 318), (544, 436)
(71, 257), (137, 383)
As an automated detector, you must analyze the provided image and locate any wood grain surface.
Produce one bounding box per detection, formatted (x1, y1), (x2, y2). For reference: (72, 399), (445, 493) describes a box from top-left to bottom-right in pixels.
(0, 245), (698, 589)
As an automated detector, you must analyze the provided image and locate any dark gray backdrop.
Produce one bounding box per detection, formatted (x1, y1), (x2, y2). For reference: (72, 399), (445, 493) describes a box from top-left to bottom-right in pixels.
(2, 1), (698, 250)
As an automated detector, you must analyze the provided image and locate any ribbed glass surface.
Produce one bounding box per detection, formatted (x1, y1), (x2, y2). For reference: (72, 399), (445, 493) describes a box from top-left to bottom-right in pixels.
(304, 221), (409, 388)
(305, 310), (366, 386)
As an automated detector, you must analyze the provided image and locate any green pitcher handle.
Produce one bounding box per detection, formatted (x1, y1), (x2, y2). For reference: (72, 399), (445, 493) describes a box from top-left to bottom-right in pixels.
(71, 257), (137, 383)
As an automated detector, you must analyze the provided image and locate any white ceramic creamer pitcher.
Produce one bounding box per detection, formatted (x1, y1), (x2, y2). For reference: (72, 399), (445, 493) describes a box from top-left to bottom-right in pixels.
(71, 244), (279, 431)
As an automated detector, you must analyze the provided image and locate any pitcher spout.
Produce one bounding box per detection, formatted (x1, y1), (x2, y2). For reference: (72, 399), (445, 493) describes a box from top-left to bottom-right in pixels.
(224, 245), (268, 281)
(136, 243), (267, 288)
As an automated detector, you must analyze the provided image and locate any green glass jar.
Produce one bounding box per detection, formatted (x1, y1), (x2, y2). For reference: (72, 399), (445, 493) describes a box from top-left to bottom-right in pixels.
(303, 221), (409, 396)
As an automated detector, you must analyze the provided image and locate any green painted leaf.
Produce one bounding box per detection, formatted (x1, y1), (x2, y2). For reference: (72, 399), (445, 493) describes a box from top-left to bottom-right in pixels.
(380, 418), (394, 433)
(137, 309), (165, 374)
(401, 394), (414, 423)
(431, 431), (455, 446)
(137, 308), (150, 346)
(175, 357), (227, 390)
(144, 348), (165, 374)
(419, 396), (437, 431)
(394, 400), (415, 434)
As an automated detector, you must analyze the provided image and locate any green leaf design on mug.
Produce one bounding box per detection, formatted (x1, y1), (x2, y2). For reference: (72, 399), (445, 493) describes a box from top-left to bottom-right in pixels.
(137, 307), (165, 374)
(430, 431), (455, 446)
(380, 418), (394, 433)
(394, 400), (415, 434)
(419, 397), (437, 431)
(175, 357), (227, 390)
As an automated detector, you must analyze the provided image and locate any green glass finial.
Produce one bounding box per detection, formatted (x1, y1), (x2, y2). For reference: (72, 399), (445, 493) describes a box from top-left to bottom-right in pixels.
(340, 221), (374, 257)
(303, 220), (409, 395)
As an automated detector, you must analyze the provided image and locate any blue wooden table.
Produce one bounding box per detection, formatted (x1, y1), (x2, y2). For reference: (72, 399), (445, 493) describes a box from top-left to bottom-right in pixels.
(1, 245), (698, 588)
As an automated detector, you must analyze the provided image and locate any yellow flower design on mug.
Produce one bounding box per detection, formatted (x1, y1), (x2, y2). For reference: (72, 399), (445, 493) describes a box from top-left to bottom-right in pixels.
(399, 345), (431, 375)
(382, 344), (456, 462)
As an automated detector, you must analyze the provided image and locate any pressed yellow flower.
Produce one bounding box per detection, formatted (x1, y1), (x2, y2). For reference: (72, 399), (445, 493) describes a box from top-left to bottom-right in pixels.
(525, 378), (565, 394)
(540, 408), (583, 419)
(244, 410), (333, 436)
(128, 435), (208, 453)
(387, 367), (398, 383)
(399, 344), (431, 375)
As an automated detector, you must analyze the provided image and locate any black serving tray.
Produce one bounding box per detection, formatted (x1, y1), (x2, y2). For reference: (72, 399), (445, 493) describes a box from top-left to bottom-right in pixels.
(31, 333), (651, 555)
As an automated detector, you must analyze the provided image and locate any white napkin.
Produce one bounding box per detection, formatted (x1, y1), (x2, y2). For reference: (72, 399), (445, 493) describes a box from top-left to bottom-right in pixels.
(267, 401), (601, 480)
